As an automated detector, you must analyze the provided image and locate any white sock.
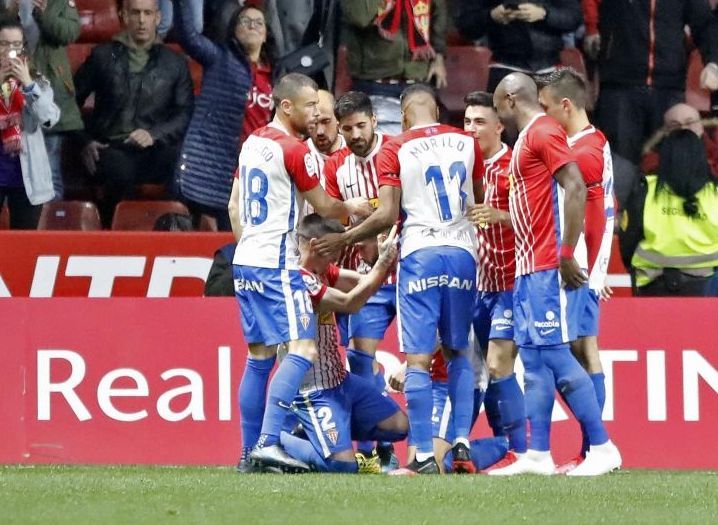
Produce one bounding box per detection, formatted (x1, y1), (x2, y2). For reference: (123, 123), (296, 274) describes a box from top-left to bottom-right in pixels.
(415, 451), (434, 463)
(453, 437), (470, 448)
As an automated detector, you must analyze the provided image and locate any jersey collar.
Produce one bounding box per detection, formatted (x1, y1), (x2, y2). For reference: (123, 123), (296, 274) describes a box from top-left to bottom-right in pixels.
(484, 143), (509, 166)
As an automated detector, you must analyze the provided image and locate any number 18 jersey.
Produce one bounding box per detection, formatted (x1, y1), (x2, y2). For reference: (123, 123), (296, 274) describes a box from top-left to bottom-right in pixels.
(233, 122), (320, 269)
(377, 124), (483, 259)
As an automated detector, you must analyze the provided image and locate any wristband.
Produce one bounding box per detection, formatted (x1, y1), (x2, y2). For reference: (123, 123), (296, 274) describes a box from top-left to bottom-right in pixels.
(559, 244), (574, 259)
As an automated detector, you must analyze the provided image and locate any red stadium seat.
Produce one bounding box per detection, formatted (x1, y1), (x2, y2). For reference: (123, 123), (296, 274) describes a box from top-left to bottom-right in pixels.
(76, 0), (121, 43)
(188, 58), (203, 95)
(111, 200), (190, 231)
(0, 205), (8, 230)
(67, 43), (96, 74)
(686, 49), (710, 113)
(438, 46), (491, 126)
(559, 48), (588, 80)
(135, 183), (170, 200)
(334, 45), (352, 98)
(38, 201), (103, 231)
(198, 214), (218, 232)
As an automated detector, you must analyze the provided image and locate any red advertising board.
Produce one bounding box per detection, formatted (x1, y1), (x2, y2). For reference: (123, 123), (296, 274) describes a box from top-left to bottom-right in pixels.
(0, 232), (633, 297)
(1, 298), (717, 468)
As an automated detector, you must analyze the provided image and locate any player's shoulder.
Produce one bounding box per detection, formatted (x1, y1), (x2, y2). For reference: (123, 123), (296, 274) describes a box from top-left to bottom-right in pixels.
(328, 146), (353, 167)
(486, 143), (512, 169)
(533, 115), (566, 136)
(300, 267), (325, 296)
(258, 124), (309, 154)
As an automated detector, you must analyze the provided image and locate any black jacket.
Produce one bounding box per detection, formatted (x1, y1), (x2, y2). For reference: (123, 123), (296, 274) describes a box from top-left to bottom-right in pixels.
(454, 0), (582, 72)
(74, 40), (194, 145)
(597, 0), (718, 90)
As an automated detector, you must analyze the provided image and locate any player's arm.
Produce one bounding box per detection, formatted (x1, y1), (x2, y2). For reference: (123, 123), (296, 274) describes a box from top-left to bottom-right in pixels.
(333, 268), (361, 292)
(303, 185), (373, 221)
(554, 162), (588, 288)
(469, 205), (512, 228)
(227, 177), (243, 242)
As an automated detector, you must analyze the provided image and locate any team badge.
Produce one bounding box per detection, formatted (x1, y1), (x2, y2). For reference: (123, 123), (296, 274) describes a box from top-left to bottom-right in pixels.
(299, 313), (311, 331)
(326, 428), (339, 445)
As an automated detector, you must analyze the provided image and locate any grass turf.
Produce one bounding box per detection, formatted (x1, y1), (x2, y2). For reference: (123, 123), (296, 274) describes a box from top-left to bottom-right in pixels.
(1, 466), (717, 525)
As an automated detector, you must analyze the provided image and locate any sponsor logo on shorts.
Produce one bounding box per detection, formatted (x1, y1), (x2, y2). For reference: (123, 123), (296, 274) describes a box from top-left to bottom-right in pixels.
(406, 275), (474, 294)
(420, 227), (473, 244)
(535, 310), (559, 336)
(234, 278), (264, 293)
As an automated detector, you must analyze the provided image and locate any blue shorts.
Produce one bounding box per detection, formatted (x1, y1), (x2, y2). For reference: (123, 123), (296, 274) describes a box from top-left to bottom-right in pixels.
(233, 265), (316, 346)
(291, 373), (401, 458)
(397, 247), (477, 354)
(513, 269), (585, 347)
(578, 288), (600, 337)
(473, 290), (515, 351)
(348, 284), (396, 341)
(432, 381), (484, 443)
(336, 313), (350, 347)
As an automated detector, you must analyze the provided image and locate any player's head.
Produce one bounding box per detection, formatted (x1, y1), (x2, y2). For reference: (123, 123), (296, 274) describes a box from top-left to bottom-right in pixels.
(400, 83), (439, 131)
(335, 91), (378, 158)
(308, 89), (341, 154)
(493, 72), (539, 129)
(297, 213), (345, 271)
(536, 68), (589, 129)
(464, 91), (503, 157)
(663, 103), (703, 138)
(272, 73), (320, 137)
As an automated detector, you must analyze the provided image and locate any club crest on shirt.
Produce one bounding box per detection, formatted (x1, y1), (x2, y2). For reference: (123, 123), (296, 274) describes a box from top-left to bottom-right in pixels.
(299, 313), (311, 331)
(325, 428), (339, 445)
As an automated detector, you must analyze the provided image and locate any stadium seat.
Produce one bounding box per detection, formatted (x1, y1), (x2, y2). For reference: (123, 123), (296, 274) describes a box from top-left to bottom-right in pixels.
(559, 48), (588, 80)
(76, 0), (121, 43)
(334, 45), (352, 98)
(199, 214), (218, 232)
(438, 46), (491, 126)
(0, 205), (8, 230)
(686, 49), (710, 113)
(38, 201), (103, 231)
(111, 200), (190, 231)
(135, 183), (170, 200)
(68, 43), (96, 74)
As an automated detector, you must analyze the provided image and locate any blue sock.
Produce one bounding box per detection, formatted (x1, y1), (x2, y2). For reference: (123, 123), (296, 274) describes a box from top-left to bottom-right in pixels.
(259, 354), (312, 447)
(483, 382), (503, 437)
(472, 388), (485, 429)
(519, 346), (555, 452)
(348, 349), (377, 452)
(326, 459), (359, 473)
(447, 354), (475, 441)
(581, 372), (607, 455)
(542, 347), (608, 447)
(493, 374), (528, 453)
(443, 437), (509, 472)
(280, 431), (328, 472)
(404, 367), (434, 455)
(238, 355), (276, 449)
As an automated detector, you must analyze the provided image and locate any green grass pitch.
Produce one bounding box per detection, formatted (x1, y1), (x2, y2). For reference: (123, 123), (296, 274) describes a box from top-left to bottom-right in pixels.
(2, 466), (717, 525)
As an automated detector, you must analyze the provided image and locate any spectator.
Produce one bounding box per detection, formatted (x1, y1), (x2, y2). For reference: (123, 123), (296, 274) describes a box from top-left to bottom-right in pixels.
(587, 0), (718, 165)
(619, 130), (718, 296)
(341, 0), (448, 135)
(174, 1), (273, 230)
(153, 211), (194, 230)
(74, 0), (193, 227)
(454, 0), (582, 92)
(0, 19), (59, 229)
(641, 103), (718, 180)
(31, 0), (83, 200)
(158, 0), (202, 38)
(204, 242), (236, 296)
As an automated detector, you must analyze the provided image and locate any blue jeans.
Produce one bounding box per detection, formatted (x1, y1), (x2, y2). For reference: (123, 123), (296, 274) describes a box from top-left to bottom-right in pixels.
(158, 0), (204, 37)
(44, 133), (63, 200)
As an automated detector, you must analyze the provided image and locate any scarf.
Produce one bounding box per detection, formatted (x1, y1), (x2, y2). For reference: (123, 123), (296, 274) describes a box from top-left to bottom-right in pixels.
(376, 0), (435, 62)
(0, 78), (24, 156)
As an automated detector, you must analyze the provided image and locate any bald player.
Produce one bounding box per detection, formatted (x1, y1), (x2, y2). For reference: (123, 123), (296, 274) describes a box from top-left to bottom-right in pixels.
(315, 84), (484, 475)
(307, 90), (346, 183)
(486, 73), (621, 476)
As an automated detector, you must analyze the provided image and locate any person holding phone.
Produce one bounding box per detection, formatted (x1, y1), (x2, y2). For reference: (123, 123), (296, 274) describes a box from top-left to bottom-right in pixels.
(453, 0), (581, 93)
(0, 19), (59, 229)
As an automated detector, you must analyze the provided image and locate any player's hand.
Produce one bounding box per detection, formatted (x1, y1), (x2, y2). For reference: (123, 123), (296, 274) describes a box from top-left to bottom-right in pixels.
(515, 3), (546, 23)
(474, 204), (505, 226)
(387, 362), (407, 393)
(700, 62), (718, 91)
(583, 34), (601, 60)
(124, 128), (154, 149)
(559, 257), (588, 289)
(598, 285), (613, 301)
(377, 224), (398, 268)
(426, 54), (448, 89)
(314, 231), (347, 258)
(81, 140), (108, 175)
(344, 197), (373, 219)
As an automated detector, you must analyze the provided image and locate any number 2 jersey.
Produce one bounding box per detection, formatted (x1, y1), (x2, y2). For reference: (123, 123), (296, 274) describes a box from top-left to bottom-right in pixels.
(376, 124), (484, 259)
(233, 122), (320, 269)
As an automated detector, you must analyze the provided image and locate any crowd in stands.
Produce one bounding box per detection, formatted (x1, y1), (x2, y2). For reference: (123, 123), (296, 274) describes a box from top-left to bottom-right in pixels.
(0, 0), (716, 295)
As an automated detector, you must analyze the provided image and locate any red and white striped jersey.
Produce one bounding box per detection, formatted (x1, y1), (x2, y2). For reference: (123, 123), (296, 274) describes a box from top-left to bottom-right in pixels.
(568, 126), (615, 289)
(377, 124), (483, 259)
(298, 264), (347, 393)
(478, 144), (516, 292)
(302, 136), (347, 216)
(324, 133), (396, 284)
(509, 114), (587, 276)
(234, 122), (319, 269)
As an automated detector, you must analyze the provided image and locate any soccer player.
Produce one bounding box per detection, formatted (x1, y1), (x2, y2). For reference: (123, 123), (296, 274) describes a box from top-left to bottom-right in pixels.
(278, 214), (408, 473)
(322, 91), (397, 469)
(315, 84), (484, 475)
(490, 72), (621, 476)
(537, 68), (615, 473)
(306, 90), (346, 189)
(463, 91), (528, 471)
(228, 73), (372, 473)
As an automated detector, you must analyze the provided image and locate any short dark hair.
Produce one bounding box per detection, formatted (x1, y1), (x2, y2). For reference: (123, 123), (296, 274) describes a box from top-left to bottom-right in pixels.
(334, 91), (374, 121)
(298, 213), (345, 240)
(537, 68), (589, 110)
(400, 83), (438, 107)
(0, 19), (25, 37)
(272, 73), (318, 108)
(153, 213), (194, 232)
(464, 91), (494, 110)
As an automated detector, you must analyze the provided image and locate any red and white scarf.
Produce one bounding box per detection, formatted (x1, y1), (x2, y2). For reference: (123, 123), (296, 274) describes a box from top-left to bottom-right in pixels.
(376, 0), (436, 62)
(0, 78), (24, 156)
